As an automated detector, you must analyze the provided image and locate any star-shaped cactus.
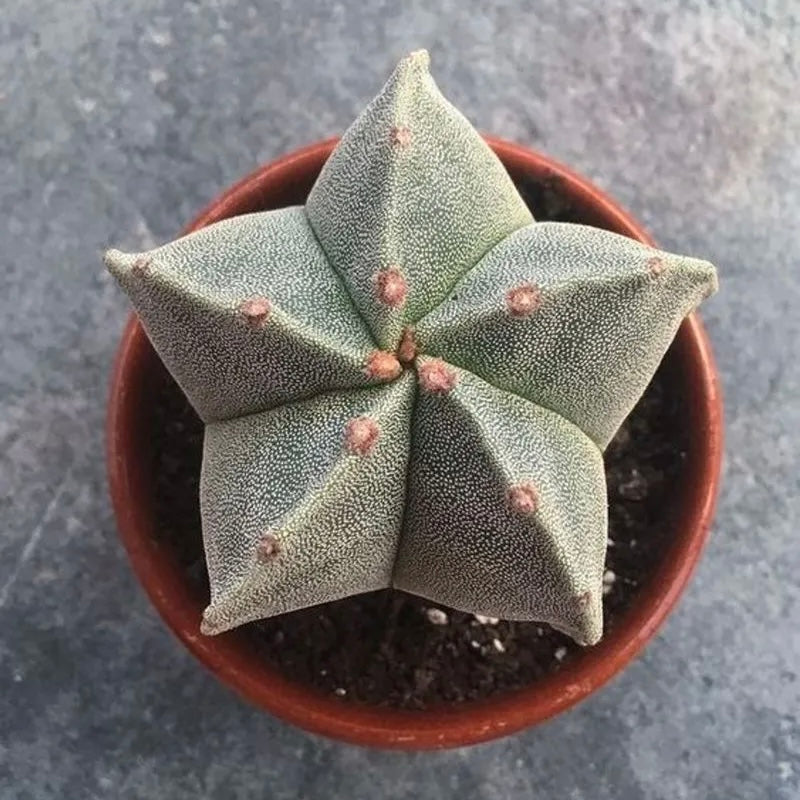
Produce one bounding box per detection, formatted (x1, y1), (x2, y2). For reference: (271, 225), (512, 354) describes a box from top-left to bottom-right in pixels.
(106, 50), (717, 645)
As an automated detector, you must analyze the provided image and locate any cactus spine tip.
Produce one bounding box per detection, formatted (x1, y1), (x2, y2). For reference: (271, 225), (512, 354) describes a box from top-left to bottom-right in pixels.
(374, 267), (408, 308)
(238, 297), (272, 328)
(256, 532), (281, 562)
(418, 359), (457, 394)
(506, 283), (542, 317)
(344, 415), (380, 455)
(390, 126), (412, 149)
(507, 482), (540, 515)
(365, 350), (402, 381)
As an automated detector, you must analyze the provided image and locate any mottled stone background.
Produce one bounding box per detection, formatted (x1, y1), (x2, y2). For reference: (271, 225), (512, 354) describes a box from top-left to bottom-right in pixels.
(1, 2), (798, 798)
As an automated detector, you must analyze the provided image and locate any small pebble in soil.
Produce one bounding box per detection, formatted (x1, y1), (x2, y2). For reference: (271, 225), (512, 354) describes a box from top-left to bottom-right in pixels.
(603, 569), (617, 596)
(492, 638), (506, 653)
(554, 647), (568, 662)
(425, 608), (449, 626)
(618, 468), (648, 501)
(473, 614), (500, 626)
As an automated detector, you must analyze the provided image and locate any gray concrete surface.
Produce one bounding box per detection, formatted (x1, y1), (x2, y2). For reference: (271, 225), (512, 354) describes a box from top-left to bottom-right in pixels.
(1, 2), (798, 798)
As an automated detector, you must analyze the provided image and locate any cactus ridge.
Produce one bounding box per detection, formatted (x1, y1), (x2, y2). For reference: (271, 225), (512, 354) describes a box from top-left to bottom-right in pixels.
(106, 51), (717, 644)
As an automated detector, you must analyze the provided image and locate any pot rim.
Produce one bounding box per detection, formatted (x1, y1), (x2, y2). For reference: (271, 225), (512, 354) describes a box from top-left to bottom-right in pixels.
(107, 137), (723, 749)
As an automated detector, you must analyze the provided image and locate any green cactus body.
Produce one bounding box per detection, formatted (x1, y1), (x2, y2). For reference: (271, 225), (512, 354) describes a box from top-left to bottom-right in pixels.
(106, 50), (718, 645)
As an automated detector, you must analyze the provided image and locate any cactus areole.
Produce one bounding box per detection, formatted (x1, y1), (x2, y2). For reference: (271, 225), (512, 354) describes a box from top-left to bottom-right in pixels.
(106, 51), (718, 647)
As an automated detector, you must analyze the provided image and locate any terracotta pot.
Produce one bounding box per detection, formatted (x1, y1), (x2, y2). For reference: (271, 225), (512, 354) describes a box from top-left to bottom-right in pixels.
(107, 137), (723, 749)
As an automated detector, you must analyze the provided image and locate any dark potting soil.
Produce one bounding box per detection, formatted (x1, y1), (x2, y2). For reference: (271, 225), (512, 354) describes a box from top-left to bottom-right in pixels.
(148, 175), (690, 709)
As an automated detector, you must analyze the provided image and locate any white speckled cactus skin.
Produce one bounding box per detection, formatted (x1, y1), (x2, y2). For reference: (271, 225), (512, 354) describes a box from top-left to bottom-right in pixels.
(306, 50), (533, 349)
(105, 50), (718, 645)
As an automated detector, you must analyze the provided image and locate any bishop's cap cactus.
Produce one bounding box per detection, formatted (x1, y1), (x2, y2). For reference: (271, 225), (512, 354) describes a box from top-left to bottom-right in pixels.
(106, 50), (717, 646)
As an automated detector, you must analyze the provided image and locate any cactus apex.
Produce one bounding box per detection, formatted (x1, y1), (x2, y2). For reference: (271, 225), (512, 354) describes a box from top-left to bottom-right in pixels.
(404, 48), (431, 69)
(507, 482), (539, 515)
(365, 350), (402, 381)
(373, 267), (408, 307)
(199, 607), (222, 636)
(104, 249), (152, 281)
(505, 283), (542, 317)
(238, 296), (272, 328)
(397, 326), (418, 364)
(344, 415), (380, 455)
(418, 358), (458, 394)
(392, 49), (431, 82)
(256, 532), (281, 563)
(573, 596), (603, 646)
